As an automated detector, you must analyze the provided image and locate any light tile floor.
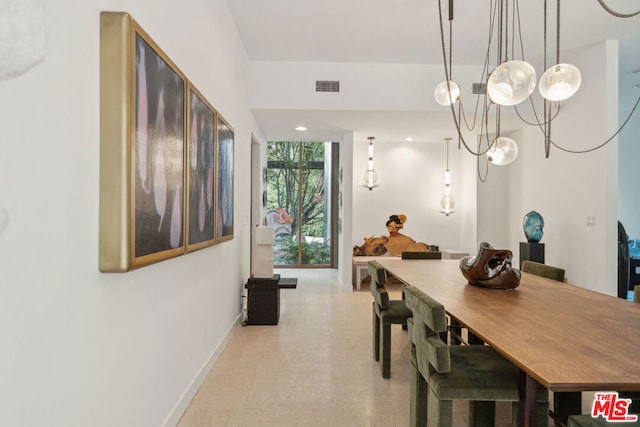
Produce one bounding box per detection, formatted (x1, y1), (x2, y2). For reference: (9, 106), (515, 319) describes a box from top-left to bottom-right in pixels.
(177, 268), (591, 426)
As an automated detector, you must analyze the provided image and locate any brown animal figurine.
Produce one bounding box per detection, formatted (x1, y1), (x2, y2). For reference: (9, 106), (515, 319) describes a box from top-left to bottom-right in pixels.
(353, 235), (389, 256)
(384, 214), (430, 256)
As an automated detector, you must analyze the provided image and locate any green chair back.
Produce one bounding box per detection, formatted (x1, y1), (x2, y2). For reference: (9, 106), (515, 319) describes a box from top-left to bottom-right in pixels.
(404, 285), (447, 333)
(521, 260), (565, 282)
(404, 285), (451, 374)
(368, 260), (390, 309)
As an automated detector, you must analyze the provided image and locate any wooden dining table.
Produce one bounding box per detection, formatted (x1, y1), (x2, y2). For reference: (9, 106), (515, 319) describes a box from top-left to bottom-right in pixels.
(375, 257), (640, 427)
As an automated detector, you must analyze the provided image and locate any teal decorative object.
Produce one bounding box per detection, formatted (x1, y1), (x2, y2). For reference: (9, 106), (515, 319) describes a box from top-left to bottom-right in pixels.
(523, 211), (544, 243)
(630, 239), (640, 259)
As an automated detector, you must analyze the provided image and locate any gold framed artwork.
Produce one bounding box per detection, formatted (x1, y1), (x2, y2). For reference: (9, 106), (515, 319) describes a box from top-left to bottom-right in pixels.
(100, 11), (187, 272)
(186, 83), (217, 252)
(216, 115), (234, 242)
(100, 12), (235, 272)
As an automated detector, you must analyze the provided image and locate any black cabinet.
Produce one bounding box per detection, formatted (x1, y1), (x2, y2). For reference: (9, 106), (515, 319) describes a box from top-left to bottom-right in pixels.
(245, 274), (297, 325)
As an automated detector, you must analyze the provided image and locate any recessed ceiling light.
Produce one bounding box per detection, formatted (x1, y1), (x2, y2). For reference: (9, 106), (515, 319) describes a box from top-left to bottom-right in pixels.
(295, 126), (307, 131)
(405, 136), (414, 142)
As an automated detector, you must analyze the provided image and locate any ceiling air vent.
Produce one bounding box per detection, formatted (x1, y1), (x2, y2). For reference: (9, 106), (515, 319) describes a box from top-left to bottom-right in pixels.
(316, 80), (340, 93)
(472, 83), (486, 95)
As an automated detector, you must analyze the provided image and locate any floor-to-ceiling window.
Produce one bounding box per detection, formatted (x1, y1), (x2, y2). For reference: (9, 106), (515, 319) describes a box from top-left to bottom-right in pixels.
(265, 141), (337, 267)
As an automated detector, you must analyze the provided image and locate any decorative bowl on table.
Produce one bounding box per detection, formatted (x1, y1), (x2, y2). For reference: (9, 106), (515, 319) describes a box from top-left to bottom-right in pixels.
(459, 242), (521, 289)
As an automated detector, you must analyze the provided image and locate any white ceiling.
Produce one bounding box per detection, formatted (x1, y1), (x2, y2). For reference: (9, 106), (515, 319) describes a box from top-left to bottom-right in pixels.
(228, 0), (640, 143)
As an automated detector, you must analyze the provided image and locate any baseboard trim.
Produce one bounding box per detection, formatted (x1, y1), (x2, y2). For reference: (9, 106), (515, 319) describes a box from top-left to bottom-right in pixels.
(161, 313), (243, 427)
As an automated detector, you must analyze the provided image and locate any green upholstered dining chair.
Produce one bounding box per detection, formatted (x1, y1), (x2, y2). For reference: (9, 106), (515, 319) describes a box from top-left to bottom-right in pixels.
(407, 317), (428, 427)
(407, 316), (450, 426)
(400, 250), (477, 345)
(522, 259), (578, 425)
(404, 285), (549, 427)
(368, 260), (413, 379)
(567, 391), (640, 427)
(407, 315), (478, 426)
(521, 260), (566, 282)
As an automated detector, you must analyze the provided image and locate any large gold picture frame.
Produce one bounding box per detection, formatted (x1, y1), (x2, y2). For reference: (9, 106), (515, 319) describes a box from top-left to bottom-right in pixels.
(215, 115), (234, 242)
(100, 11), (235, 272)
(100, 12), (187, 271)
(186, 83), (217, 252)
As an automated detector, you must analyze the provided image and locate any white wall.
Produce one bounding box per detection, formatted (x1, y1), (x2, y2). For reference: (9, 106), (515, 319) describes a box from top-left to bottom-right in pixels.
(0, 1), (257, 426)
(248, 61), (483, 113)
(351, 139), (463, 251)
(486, 41), (620, 295)
(246, 50), (629, 295)
(0, 4), (630, 426)
(619, 111), (640, 240)
(476, 138), (512, 250)
(245, 58), (484, 271)
(618, 35), (640, 241)
(458, 143), (480, 256)
(338, 132), (354, 288)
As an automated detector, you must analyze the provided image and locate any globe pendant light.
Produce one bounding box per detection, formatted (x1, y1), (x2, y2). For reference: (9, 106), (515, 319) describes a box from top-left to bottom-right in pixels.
(487, 60), (536, 106)
(440, 175), (455, 216)
(363, 137), (379, 190)
(434, 0), (459, 107)
(434, 80), (460, 105)
(440, 138), (455, 216)
(433, 0), (636, 170)
(539, 63), (582, 101)
(487, 136), (518, 166)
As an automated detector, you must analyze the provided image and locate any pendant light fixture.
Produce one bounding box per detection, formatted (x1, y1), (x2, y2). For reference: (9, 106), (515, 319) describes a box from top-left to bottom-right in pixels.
(433, 0), (616, 173)
(487, 60), (537, 106)
(538, 0), (582, 103)
(538, 63), (582, 101)
(434, 1), (460, 107)
(434, 80), (460, 106)
(363, 136), (379, 190)
(488, 136), (519, 166)
(440, 138), (455, 216)
(484, 0), (581, 107)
